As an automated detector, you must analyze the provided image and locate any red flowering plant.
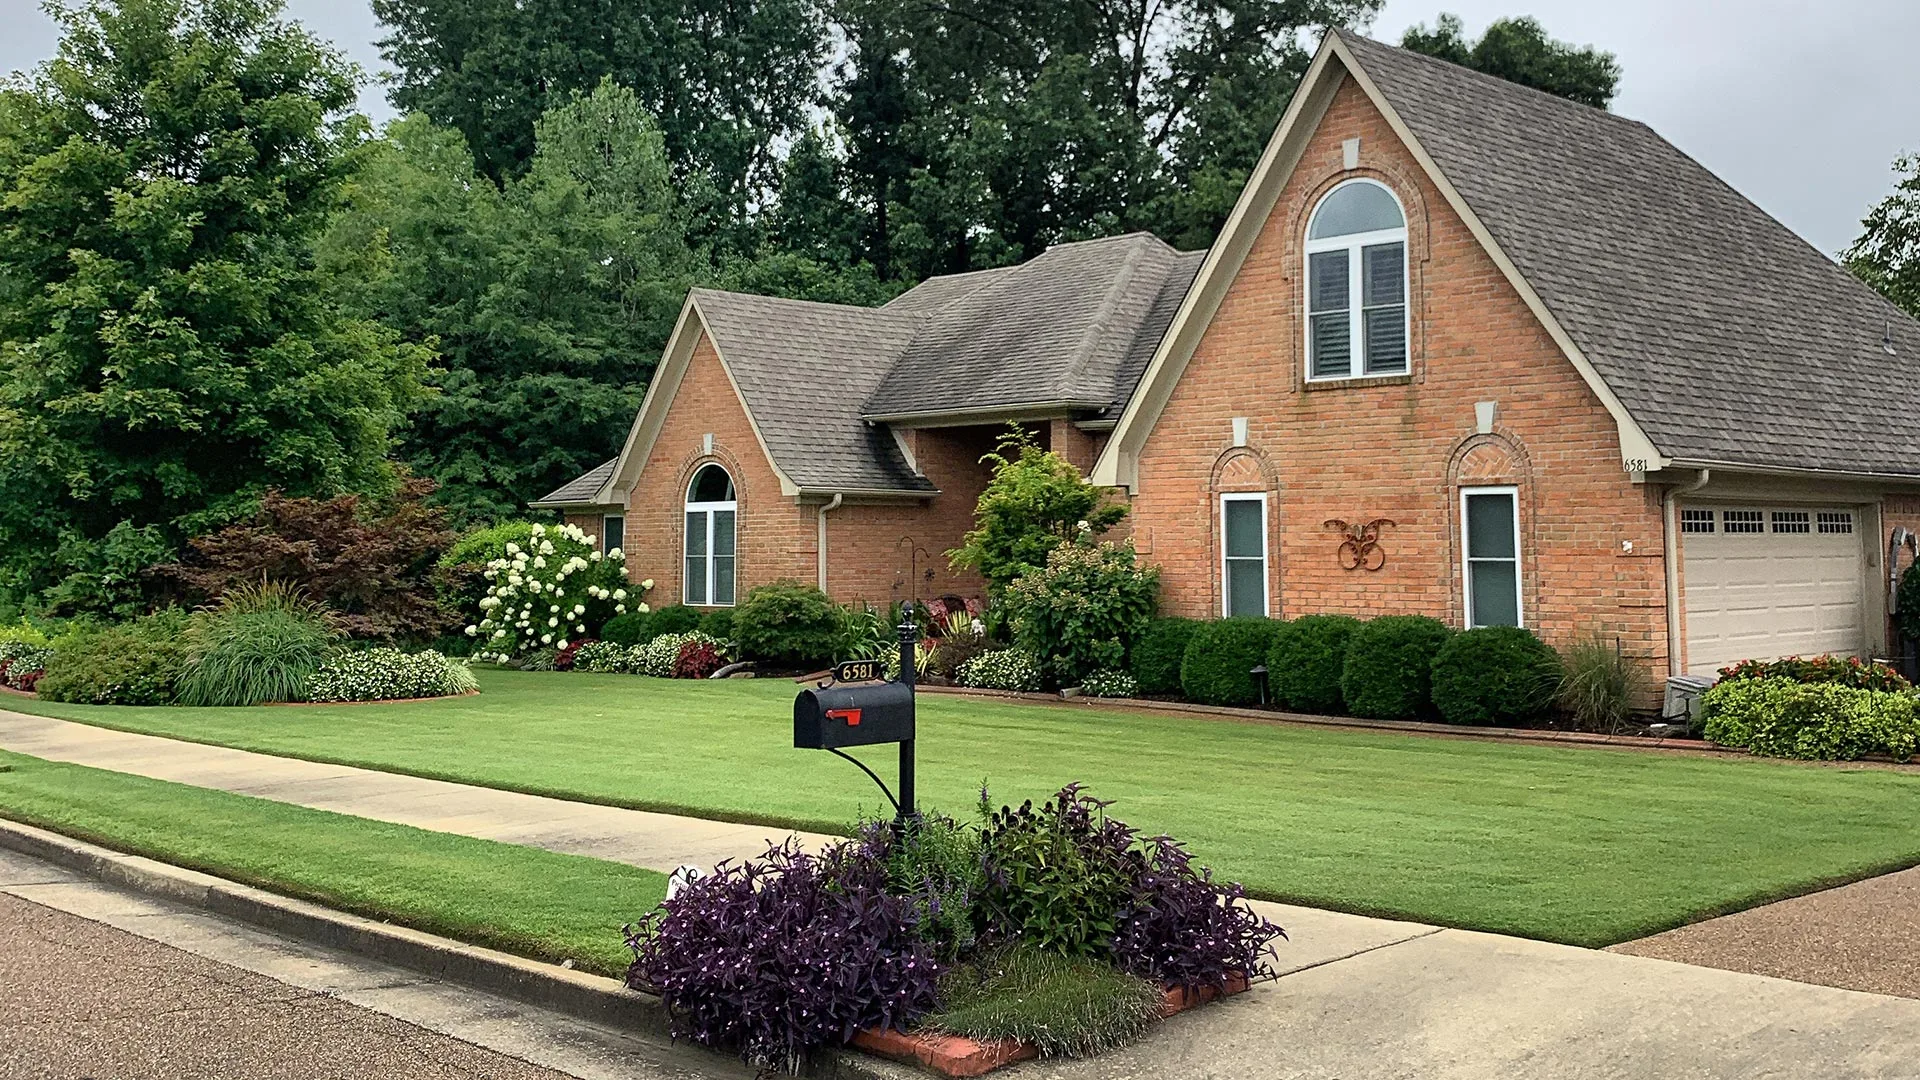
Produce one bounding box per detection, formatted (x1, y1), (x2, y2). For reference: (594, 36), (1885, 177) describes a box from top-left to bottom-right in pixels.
(1717, 654), (1909, 693)
(552, 638), (590, 671)
(674, 639), (726, 679)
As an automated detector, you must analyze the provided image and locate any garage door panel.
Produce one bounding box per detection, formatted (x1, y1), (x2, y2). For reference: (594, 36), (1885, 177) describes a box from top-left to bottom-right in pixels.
(1682, 505), (1865, 676)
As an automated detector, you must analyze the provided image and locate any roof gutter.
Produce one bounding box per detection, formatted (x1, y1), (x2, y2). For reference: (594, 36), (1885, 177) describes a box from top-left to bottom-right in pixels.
(816, 493), (844, 592)
(795, 485), (941, 500)
(1661, 458), (1920, 485)
(1663, 468), (1711, 679)
(862, 401), (1110, 428)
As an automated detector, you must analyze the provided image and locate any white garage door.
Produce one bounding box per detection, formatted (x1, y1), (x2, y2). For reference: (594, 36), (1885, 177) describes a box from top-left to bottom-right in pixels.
(1681, 505), (1866, 676)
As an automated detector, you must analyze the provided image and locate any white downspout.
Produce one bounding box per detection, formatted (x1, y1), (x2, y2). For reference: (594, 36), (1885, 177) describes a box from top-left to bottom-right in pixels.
(1663, 469), (1711, 677)
(816, 493), (844, 593)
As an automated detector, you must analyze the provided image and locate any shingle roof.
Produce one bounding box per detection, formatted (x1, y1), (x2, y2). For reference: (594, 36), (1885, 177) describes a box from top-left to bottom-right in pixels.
(1338, 30), (1920, 475)
(689, 289), (933, 492)
(532, 457), (618, 507)
(865, 234), (1205, 419)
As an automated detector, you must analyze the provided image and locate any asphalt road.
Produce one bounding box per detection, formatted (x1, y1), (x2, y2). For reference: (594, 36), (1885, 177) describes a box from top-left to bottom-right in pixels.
(0, 892), (574, 1080)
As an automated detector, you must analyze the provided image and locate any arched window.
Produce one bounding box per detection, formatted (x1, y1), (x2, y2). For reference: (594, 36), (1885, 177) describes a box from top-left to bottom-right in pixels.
(1304, 179), (1408, 380)
(684, 464), (736, 606)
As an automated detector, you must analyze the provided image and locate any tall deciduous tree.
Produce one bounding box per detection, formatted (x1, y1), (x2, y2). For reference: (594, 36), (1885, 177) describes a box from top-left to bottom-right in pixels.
(1400, 14), (1620, 109)
(321, 81), (691, 523)
(0, 0), (429, 608)
(372, 0), (827, 254)
(1848, 153), (1920, 321)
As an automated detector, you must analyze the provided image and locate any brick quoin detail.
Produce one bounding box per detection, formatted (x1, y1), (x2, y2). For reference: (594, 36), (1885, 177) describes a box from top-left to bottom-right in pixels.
(1126, 77), (1672, 681)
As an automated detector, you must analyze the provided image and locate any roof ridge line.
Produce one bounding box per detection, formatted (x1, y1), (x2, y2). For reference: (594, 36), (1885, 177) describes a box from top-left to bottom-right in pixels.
(1054, 237), (1154, 399)
(1333, 27), (1644, 129)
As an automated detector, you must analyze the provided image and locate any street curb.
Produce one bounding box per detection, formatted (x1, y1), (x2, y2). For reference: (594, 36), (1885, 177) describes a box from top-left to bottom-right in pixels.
(0, 817), (908, 1079)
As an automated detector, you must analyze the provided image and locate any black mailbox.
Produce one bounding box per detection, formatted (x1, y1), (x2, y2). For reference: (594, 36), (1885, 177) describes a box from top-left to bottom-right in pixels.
(794, 680), (915, 749)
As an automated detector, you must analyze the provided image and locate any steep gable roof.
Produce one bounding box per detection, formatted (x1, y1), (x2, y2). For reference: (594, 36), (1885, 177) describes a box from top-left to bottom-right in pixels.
(1097, 31), (1920, 488)
(865, 234), (1205, 421)
(1336, 32), (1920, 476)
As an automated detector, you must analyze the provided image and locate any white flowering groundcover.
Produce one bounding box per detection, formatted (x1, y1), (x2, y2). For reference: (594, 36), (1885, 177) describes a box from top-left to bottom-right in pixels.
(465, 523), (653, 661)
(307, 648), (480, 703)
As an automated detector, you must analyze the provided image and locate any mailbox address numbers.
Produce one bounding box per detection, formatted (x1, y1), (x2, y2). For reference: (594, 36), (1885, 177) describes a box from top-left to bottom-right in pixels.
(834, 659), (884, 683)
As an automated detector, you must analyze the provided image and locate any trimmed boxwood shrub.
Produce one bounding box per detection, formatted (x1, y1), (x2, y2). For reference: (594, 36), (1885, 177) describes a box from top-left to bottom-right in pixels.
(1340, 615), (1452, 720)
(599, 611), (650, 646)
(732, 580), (840, 669)
(1131, 618), (1201, 696)
(699, 607), (735, 642)
(646, 604), (703, 639)
(1429, 626), (1563, 726)
(1266, 614), (1361, 714)
(1179, 618), (1282, 707)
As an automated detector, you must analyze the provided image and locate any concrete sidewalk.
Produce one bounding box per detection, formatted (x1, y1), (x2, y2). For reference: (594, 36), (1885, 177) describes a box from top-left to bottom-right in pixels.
(8, 709), (1920, 1078)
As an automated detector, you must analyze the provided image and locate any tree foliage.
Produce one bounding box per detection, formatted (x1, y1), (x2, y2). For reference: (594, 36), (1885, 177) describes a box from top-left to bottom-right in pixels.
(0, 0), (430, 610)
(1400, 14), (1621, 109)
(152, 475), (458, 641)
(321, 81), (689, 522)
(951, 427), (1128, 591)
(1847, 153), (1920, 321)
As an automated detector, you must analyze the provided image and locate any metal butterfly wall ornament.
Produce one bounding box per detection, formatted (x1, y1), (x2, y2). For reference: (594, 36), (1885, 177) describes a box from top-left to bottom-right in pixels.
(1323, 517), (1397, 571)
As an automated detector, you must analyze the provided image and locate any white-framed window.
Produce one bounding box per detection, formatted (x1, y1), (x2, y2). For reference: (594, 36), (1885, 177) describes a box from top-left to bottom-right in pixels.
(1461, 486), (1521, 628)
(683, 464), (736, 606)
(601, 515), (625, 555)
(1220, 492), (1268, 618)
(1304, 179), (1409, 380)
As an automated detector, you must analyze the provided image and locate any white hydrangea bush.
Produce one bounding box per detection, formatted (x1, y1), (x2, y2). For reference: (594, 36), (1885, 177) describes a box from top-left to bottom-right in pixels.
(465, 522), (652, 662)
(307, 648), (480, 703)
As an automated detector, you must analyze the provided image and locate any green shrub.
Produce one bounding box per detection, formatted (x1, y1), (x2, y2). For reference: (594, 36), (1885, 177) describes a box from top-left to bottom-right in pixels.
(957, 648), (1044, 692)
(1179, 618), (1281, 706)
(929, 627), (989, 680)
(637, 631), (727, 677)
(176, 583), (338, 706)
(875, 811), (985, 960)
(1079, 670), (1138, 698)
(925, 943), (1161, 1058)
(1898, 561), (1920, 645)
(949, 425), (1128, 590)
(1556, 633), (1648, 732)
(646, 604), (702, 639)
(35, 612), (191, 705)
(732, 581), (840, 669)
(1340, 615), (1453, 721)
(699, 607), (735, 643)
(1701, 677), (1920, 761)
(599, 611), (650, 646)
(1130, 618), (1200, 696)
(1266, 614), (1361, 714)
(572, 640), (634, 673)
(1002, 537), (1159, 685)
(1429, 627), (1563, 726)
(306, 647), (477, 702)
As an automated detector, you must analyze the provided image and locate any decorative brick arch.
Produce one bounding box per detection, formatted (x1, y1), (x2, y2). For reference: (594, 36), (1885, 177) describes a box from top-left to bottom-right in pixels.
(1206, 446), (1281, 618)
(1277, 160), (1434, 388)
(1444, 430), (1540, 628)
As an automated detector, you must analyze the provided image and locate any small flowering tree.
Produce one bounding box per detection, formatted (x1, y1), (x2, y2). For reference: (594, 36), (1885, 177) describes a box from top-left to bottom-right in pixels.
(465, 522), (654, 661)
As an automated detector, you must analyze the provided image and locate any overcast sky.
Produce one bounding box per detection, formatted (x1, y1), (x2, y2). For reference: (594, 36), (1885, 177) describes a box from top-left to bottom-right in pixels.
(1, 0), (1913, 256)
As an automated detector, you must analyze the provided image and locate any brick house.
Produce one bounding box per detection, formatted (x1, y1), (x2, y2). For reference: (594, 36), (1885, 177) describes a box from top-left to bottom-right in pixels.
(535, 30), (1920, 685)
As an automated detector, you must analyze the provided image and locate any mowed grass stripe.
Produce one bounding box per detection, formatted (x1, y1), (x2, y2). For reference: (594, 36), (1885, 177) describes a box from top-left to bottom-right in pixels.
(0, 750), (664, 977)
(9, 670), (1920, 946)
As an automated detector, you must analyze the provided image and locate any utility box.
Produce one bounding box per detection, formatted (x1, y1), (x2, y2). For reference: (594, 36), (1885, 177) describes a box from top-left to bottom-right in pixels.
(1663, 674), (1715, 726)
(794, 680), (915, 750)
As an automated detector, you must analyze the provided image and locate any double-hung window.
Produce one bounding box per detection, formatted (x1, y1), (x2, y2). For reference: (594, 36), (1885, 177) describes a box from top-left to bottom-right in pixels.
(684, 465), (736, 606)
(601, 515), (625, 556)
(1305, 179), (1409, 380)
(1461, 486), (1522, 627)
(1220, 493), (1268, 618)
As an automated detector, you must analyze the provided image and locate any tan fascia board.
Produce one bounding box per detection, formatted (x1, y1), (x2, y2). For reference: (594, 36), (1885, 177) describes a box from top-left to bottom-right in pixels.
(1091, 34), (1670, 490)
(863, 401), (1107, 428)
(1090, 47), (1344, 491)
(1662, 457), (1920, 488)
(795, 485), (942, 500)
(598, 295), (805, 503)
(527, 499), (622, 511)
(1325, 34), (1668, 475)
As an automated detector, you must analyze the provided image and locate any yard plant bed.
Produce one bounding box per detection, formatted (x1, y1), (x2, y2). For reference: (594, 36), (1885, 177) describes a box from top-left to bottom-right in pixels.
(0, 749), (667, 976)
(9, 669), (1920, 946)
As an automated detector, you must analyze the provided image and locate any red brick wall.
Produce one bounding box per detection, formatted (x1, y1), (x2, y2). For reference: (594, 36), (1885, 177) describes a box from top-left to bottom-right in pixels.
(617, 332), (814, 608)
(825, 425), (997, 606)
(1127, 78), (1670, 674)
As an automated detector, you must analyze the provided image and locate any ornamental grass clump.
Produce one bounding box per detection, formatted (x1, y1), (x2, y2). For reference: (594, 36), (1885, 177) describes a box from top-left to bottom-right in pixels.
(1556, 633), (1647, 733)
(624, 839), (942, 1074)
(176, 582), (337, 706)
(926, 944), (1162, 1058)
(467, 522), (648, 661)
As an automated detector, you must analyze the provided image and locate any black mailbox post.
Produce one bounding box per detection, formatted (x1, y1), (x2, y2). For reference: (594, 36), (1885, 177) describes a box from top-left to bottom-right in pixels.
(793, 605), (918, 823)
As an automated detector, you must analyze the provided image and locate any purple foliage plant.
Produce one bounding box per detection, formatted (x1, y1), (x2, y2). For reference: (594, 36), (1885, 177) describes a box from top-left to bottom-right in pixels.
(1108, 834), (1286, 994)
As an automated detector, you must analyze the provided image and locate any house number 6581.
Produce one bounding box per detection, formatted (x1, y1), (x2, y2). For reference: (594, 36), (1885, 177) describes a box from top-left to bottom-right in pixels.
(1622, 458), (1648, 472)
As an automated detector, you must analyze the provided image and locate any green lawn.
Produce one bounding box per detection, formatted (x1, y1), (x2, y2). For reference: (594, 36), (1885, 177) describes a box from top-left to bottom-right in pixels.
(0, 749), (664, 976)
(11, 669), (1920, 947)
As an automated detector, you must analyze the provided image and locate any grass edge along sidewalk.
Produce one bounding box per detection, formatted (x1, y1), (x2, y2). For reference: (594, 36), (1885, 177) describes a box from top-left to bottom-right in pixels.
(0, 749), (666, 977)
(10, 669), (1920, 947)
